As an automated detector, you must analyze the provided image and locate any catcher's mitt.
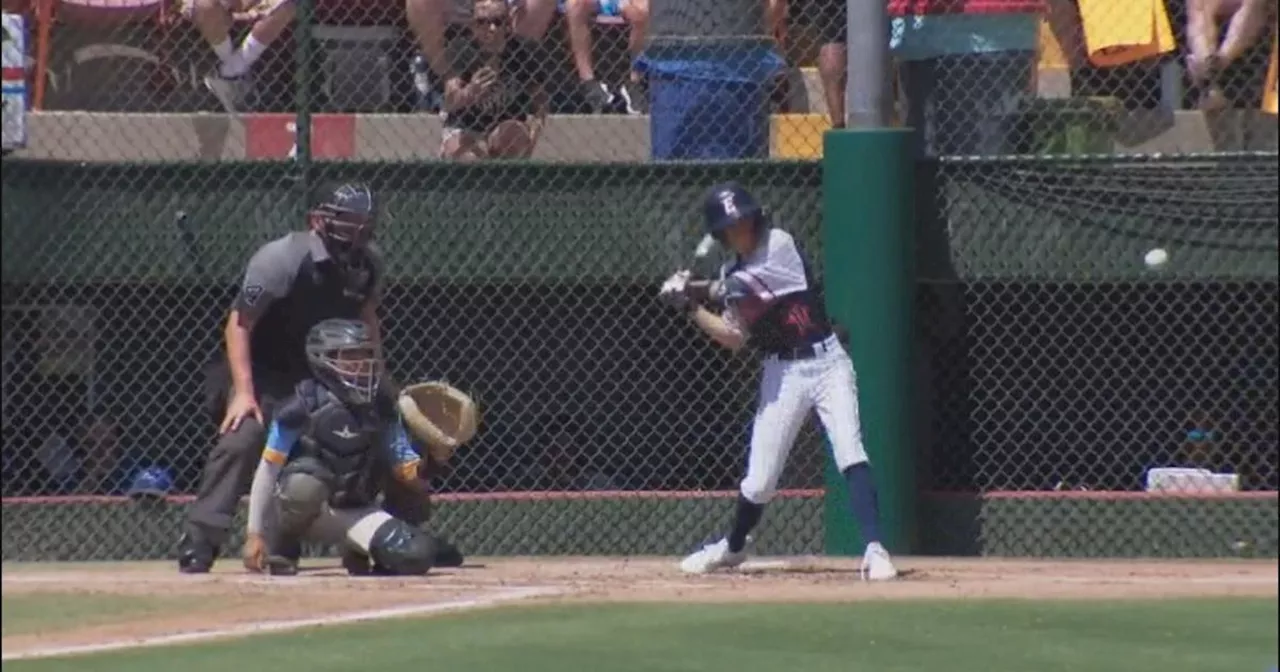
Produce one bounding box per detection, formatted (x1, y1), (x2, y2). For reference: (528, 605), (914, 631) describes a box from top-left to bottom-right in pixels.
(398, 382), (479, 465)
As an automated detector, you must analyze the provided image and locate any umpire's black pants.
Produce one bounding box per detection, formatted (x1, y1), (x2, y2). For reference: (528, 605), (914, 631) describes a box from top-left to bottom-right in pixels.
(184, 362), (296, 545)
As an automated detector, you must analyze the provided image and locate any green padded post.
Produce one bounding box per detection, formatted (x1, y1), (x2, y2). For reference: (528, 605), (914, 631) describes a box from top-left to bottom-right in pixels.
(821, 129), (916, 556)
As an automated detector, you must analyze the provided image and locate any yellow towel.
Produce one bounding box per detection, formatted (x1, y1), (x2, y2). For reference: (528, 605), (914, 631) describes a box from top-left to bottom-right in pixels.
(1079, 0), (1176, 67)
(1263, 33), (1278, 114)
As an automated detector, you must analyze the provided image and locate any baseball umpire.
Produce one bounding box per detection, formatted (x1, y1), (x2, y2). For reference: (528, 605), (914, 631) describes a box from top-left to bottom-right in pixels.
(179, 181), (424, 573)
(242, 319), (477, 576)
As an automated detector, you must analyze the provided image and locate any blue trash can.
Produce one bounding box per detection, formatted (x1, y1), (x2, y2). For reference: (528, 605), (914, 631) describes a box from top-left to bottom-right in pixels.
(639, 44), (784, 160)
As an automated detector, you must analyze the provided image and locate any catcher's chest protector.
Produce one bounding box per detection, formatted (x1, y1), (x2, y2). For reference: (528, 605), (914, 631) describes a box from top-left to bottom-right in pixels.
(296, 391), (383, 508)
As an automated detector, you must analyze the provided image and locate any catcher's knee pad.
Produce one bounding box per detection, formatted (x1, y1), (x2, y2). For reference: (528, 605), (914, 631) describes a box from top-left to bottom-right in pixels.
(276, 470), (329, 533)
(357, 514), (436, 576)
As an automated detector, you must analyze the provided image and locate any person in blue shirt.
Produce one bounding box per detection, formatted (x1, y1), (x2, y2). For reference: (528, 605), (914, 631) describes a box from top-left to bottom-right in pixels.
(242, 318), (451, 576)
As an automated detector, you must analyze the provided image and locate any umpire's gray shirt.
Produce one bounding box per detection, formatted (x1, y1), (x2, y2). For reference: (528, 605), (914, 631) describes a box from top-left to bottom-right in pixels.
(231, 231), (382, 385)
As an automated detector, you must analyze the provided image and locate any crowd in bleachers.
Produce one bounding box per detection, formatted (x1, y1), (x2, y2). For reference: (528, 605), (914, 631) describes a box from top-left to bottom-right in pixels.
(4, 0), (1274, 131)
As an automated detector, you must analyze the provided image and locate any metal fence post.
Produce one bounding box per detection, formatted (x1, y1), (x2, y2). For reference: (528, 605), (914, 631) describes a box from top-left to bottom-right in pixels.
(294, 0), (314, 186)
(845, 0), (892, 128)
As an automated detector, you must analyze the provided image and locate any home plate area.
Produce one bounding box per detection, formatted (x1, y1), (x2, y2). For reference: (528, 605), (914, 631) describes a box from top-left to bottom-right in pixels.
(3, 557), (1276, 660)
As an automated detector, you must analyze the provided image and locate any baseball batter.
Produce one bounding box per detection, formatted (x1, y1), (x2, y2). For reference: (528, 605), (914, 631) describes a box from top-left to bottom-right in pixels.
(659, 182), (898, 581)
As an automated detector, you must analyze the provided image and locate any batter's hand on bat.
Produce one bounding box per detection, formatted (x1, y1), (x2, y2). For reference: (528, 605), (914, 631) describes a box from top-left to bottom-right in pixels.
(658, 270), (693, 311)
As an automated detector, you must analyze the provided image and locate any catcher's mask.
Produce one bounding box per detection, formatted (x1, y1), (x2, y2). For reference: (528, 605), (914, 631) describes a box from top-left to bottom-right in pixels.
(306, 318), (380, 405)
(309, 181), (377, 262)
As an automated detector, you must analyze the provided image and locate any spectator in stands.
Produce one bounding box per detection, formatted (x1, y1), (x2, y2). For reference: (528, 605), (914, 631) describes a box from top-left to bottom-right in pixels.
(815, 0), (1041, 153)
(1186, 0), (1274, 110)
(813, 0), (850, 128)
(566, 0), (649, 114)
(186, 0), (296, 112)
(893, 1), (1042, 155)
(406, 0), (557, 102)
(440, 0), (549, 159)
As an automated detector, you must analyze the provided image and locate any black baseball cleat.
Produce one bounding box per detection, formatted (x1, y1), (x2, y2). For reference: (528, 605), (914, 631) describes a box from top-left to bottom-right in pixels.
(580, 79), (617, 114)
(177, 530), (219, 574)
(433, 536), (465, 568)
(266, 535), (302, 576)
(344, 549), (407, 576)
(266, 555), (299, 576)
(342, 548), (373, 576)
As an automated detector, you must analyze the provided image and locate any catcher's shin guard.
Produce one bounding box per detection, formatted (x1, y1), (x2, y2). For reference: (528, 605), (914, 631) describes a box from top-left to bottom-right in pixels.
(348, 511), (436, 576)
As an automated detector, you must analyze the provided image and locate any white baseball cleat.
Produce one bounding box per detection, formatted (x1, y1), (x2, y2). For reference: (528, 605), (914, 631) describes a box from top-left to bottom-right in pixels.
(680, 537), (748, 574)
(860, 542), (899, 581)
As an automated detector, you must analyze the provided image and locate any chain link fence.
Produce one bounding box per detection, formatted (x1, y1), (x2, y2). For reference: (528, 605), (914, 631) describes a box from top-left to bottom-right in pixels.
(2, 0), (1277, 562)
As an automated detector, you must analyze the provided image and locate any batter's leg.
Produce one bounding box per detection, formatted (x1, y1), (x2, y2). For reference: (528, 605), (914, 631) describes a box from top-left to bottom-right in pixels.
(812, 354), (897, 581)
(178, 417), (267, 573)
(680, 361), (811, 574)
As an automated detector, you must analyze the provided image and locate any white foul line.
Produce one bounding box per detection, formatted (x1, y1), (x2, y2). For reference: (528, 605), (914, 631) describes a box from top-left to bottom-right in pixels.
(1, 586), (561, 662)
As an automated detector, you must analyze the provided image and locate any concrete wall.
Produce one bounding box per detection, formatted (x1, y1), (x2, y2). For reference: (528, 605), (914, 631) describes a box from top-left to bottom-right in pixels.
(10, 108), (1277, 163)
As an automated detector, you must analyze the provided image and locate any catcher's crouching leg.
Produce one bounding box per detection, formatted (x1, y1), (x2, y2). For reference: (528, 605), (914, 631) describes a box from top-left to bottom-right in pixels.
(347, 511), (437, 576)
(381, 477), (465, 569)
(268, 469), (329, 576)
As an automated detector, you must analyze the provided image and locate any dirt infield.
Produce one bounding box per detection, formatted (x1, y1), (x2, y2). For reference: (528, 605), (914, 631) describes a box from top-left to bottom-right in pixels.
(3, 557), (1277, 658)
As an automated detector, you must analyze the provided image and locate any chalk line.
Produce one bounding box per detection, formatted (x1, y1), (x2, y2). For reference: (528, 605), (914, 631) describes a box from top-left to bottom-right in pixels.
(2, 585), (562, 662)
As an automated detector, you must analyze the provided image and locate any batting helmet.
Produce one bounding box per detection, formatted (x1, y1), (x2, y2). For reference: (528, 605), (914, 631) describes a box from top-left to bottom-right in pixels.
(703, 182), (765, 239)
(310, 181), (377, 258)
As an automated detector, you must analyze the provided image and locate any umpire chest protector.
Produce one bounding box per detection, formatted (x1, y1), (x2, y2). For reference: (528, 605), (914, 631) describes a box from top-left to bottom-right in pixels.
(289, 381), (386, 508)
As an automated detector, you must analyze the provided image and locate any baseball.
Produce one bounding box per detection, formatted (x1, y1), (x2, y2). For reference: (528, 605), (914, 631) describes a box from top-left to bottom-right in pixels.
(1143, 248), (1169, 268)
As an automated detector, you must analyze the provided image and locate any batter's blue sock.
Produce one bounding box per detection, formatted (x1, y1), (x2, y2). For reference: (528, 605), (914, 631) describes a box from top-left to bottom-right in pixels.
(727, 495), (764, 553)
(843, 463), (882, 544)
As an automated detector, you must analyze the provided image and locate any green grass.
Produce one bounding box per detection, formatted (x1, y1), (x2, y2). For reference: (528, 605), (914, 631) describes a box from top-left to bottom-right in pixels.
(6, 599), (1277, 672)
(2, 594), (204, 637)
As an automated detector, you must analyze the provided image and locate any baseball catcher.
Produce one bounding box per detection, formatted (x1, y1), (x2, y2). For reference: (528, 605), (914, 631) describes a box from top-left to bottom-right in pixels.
(242, 318), (479, 575)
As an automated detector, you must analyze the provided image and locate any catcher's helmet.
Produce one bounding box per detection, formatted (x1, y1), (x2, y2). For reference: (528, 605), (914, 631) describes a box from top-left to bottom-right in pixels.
(306, 318), (381, 405)
(310, 181), (377, 258)
(703, 181), (764, 239)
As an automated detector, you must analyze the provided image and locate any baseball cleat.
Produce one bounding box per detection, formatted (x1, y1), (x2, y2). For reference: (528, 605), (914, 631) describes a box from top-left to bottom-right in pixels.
(859, 542), (898, 581)
(176, 530), (219, 574)
(342, 548), (374, 576)
(432, 536), (466, 568)
(679, 537), (748, 574)
(266, 555), (299, 576)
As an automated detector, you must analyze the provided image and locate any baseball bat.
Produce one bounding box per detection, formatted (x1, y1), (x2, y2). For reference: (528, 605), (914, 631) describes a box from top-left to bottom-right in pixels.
(692, 233), (715, 262)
